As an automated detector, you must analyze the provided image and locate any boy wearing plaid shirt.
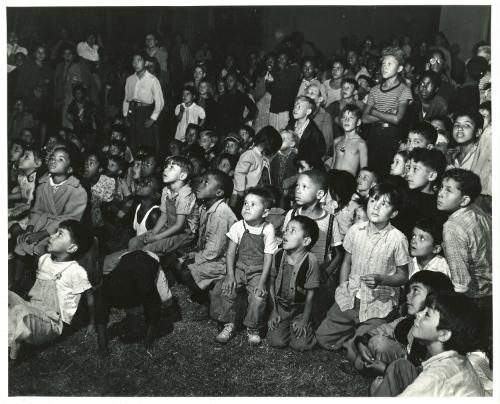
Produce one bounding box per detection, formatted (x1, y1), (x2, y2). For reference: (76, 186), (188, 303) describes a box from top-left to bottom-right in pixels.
(316, 182), (410, 350)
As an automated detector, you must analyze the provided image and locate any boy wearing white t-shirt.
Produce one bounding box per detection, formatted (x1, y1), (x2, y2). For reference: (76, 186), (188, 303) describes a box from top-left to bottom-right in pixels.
(174, 85), (206, 142)
(212, 187), (278, 346)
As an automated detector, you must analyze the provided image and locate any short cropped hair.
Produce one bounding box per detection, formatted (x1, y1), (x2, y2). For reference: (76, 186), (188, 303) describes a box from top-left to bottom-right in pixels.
(328, 169), (357, 208)
(301, 169), (329, 193)
(408, 147), (447, 181)
(466, 56), (489, 81)
(368, 182), (404, 212)
(359, 166), (380, 184)
(409, 270), (454, 295)
(453, 110), (484, 132)
(420, 70), (442, 88)
(342, 77), (359, 91)
(240, 125), (255, 139)
(59, 219), (94, 258)
(205, 169), (234, 199)
(426, 292), (482, 355)
(165, 155), (194, 182)
(409, 121), (438, 145)
(245, 187), (274, 210)
(341, 103), (363, 121)
(414, 217), (444, 246)
(253, 126), (282, 157)
(295, 95), (316, 116)
(289, 215), (320, 250)
(381, 46), (406, 65)
(182, 85), (197, 97)
(442, 168), (482, 202)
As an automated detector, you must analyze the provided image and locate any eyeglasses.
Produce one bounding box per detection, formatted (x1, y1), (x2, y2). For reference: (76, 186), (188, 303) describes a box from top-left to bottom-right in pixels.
(429, 58), (444, 65)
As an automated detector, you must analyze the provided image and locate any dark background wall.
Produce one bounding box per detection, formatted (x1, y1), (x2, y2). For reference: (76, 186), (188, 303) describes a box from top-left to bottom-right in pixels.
(7, 6), (489, 61)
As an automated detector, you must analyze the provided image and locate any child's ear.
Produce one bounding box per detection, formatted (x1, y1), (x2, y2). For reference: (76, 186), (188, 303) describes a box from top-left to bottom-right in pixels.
(34, 158), (43, 168)
(215, 188), (224, 198)
(67, 243), (78, 255)
(262, 208), (270, 218)
(397, 65), (404, 73)
(179, 172), (188, 182)
(317, 189), (326, 201)
(427, 170), (438, 182)
(459, 194), (471, 208)
(67, 166), (73, 174)
(390, 209), (399, 219)
(432, 244), (442, 255)
(475, 128), (483, 139)
(303, 236), (312, 248)
(437, 329), (452, 344)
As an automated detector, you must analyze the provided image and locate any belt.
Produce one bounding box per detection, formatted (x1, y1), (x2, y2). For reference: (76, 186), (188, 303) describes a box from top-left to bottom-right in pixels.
(130, 100), (153, 107)
(375, 122), (392, 128)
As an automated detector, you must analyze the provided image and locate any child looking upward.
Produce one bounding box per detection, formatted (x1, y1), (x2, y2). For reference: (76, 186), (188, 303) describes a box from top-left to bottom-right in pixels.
(316, 182), (410, 351)
(13, 147), (88, 291)
(268, 216), (320, 351)
(214, 188), (278, 345)
(9, 220), (94, 360)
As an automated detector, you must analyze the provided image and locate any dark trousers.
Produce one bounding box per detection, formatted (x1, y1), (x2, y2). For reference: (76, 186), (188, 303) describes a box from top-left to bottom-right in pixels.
(128, 104), (159, 153)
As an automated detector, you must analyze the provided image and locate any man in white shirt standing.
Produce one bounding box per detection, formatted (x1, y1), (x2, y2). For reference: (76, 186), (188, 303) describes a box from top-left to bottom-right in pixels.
(123, 51), (165, 153)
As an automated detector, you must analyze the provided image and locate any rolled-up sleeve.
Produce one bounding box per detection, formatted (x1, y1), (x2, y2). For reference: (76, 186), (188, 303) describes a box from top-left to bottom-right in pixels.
(150, 77), (164, 121)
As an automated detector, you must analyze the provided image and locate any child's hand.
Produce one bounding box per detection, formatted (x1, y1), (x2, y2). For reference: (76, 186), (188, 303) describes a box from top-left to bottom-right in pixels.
(254, 285), (268, 298)
(373, 323), (394, 337)
(372, 286), (395, 302)
(85, 323), (96, 338)
(144, 118), (154, 128)
(360, 274), (382, 289)
(24, 231), (46, 244)
(143, 231), (156, 244)
(268, 310), (281, 330)
(365, 358), (387, 375)
(357, 342), (374, 364)
(292, 319), (309, 338)
(221, 275), (236, 296)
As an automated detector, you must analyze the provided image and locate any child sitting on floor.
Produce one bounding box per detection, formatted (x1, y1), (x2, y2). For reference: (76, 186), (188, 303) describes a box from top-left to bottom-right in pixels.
(178, 170), (237, 309)
(128, 156), (198, 256)
(12, 147), (88, 292)
(373, 292), (486, 397)
(316, 182), (410, 351)
(9, 220), (94, 360)
(8, 146), (44, 240)
(350, 271), (454, 375)
(268, 216), (320, 351)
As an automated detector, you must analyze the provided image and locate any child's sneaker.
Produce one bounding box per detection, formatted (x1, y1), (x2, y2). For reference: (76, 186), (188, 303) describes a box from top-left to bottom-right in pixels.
(247, 329), (261, 346)
(215, 323), (235, 343)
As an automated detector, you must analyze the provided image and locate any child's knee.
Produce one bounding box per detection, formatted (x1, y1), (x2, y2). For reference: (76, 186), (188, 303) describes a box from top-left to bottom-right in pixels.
(290, 333), (316, 352)
(128, 236), (143, 251)
(268, 328), (289, 348)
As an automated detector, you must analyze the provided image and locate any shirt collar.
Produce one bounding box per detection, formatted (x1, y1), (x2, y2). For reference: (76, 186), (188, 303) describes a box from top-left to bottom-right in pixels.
(203, 199), (225, 215)
(422, 350), (460, 369)
(49, 176), (67, 188)
(358, 220), (394, 235)
(448, 206), (469, 221)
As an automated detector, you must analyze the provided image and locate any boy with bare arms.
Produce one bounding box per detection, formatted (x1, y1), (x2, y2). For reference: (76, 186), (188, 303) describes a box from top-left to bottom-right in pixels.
(330, 105), (368, 176)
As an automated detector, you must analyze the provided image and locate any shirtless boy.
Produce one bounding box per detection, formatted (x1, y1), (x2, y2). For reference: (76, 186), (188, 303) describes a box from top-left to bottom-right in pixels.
(331, 104), (367, 176)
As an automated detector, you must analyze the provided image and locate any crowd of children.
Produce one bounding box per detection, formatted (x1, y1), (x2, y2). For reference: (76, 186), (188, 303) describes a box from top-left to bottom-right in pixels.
(7, 26), (493, 397)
